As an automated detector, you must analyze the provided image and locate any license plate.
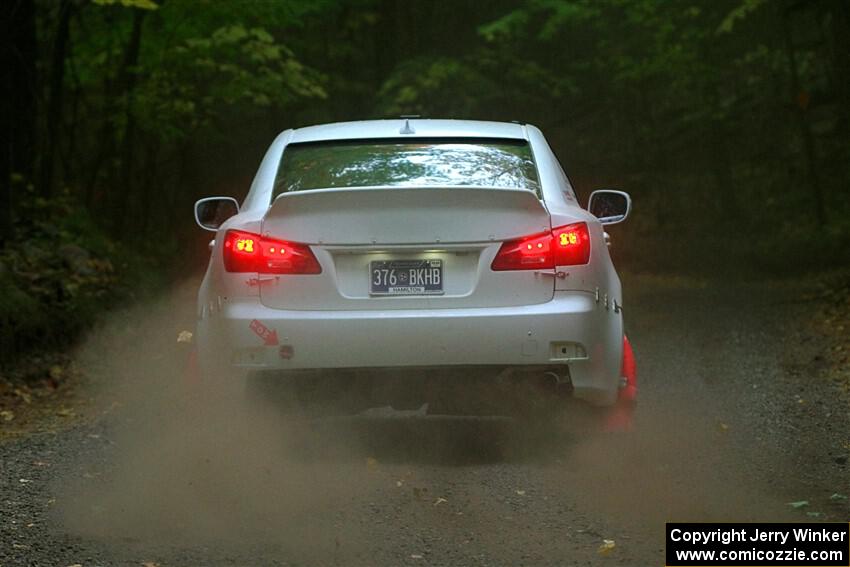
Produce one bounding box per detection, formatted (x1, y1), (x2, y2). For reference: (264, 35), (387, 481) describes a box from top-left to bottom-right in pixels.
(370, 260), (444, 296)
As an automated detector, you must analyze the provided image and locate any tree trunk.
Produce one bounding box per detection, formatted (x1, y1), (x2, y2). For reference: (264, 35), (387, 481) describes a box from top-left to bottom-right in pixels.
(1, 0), (38, 244)
(113, 8), (146, 236)
(782, 2), (826, 224)
(0, 38), (10, 244)
(40, 0), (73, 199)
(711, 121), (737, 220)
(138, 138), (159, 237)
(828, 0), (850, 130)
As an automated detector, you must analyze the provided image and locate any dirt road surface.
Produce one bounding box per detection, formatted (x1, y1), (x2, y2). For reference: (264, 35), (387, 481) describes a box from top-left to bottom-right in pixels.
(1, 275), (848, 566)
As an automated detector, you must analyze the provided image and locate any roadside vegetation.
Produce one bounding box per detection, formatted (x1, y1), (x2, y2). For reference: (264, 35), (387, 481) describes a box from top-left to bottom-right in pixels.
(0, 186), (164, 432)
(811, 271), (850, 397)
(0, 188), (161, 365)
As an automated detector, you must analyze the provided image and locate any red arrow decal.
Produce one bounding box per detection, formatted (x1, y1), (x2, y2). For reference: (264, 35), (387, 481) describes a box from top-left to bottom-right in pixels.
(264, 328), (278, 346)
(249, 319), (279, 346)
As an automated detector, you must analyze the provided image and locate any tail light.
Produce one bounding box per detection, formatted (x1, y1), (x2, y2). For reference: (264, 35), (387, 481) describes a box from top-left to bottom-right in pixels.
(222, 230), (321, 274)
(491, 222), (590, 271)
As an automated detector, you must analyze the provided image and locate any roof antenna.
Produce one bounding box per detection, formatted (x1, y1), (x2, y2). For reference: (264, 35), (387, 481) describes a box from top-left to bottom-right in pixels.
(399, 118), (416, 135)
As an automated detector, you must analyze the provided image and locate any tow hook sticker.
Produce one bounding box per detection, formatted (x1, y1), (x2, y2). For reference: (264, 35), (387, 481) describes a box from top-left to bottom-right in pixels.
(249, 319), (279, 346)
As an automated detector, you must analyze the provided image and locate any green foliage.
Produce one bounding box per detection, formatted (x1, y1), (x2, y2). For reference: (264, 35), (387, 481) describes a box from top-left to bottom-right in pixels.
(0, 271), (49, 361)
(71, 2), (327, 144)
(478, 8), (531, 41)
(0, 192), (162, 366)
(479, 0), (598, 41)
(718, 0), (769, 34)
(135, 22), (326, 140)
(92, 0), (158, 10)
(379, 57), (493, 117)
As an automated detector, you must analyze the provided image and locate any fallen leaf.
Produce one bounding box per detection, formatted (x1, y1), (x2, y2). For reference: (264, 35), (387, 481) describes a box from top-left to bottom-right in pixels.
(788, 500), (809, 509)
(177, 330), (193, 343)
(396, 480), (404, 487)
(598, 539), (616, 555)
(434, 497), (447, 506)
(515, 490), (526, 496)
(0, 410), (14, 422)
(13, 388), (31, 404)
(718, 422), (729, 432)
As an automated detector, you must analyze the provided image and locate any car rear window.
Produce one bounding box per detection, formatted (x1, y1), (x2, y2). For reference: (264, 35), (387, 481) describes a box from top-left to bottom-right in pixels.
(273, 138), (540, 196)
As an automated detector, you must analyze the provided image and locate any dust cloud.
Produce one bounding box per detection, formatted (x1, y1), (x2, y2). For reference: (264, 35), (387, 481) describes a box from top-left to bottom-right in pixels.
(56, 281), (377, 560)
(54, 280), (795, 562)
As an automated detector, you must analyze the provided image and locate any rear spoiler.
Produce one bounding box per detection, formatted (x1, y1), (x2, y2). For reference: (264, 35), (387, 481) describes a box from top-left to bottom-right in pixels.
(262, 186), (551, 245)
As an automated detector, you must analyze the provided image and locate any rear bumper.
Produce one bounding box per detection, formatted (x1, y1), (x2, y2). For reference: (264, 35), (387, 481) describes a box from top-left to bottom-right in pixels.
(197, 291), (623, 405)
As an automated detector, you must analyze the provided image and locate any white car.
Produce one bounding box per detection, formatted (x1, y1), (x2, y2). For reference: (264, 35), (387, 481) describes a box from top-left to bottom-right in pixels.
(194, 119), (636, 418)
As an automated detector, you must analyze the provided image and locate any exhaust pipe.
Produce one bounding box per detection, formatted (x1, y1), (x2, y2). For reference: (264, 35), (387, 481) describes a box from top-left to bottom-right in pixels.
(542, 368), (573, 397)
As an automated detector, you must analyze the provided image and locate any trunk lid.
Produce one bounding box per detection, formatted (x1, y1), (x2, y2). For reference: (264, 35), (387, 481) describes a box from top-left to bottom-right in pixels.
(259, 186), (555, 310)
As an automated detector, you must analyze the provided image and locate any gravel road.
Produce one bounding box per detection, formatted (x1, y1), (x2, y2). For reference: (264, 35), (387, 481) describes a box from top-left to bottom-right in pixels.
(2, 275), (848, 566)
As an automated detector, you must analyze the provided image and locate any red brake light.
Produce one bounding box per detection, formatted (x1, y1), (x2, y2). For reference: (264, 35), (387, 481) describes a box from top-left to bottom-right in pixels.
(222, 230), (321, 274)
(490, 231), (554, 271)
(491, 222), (590, 271)
(551, 222), (591, 266)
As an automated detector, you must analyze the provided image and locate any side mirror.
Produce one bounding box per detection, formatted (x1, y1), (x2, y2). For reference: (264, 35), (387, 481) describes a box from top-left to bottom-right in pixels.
(194, 197), (239, 231)
(588, 190), (631, 225)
